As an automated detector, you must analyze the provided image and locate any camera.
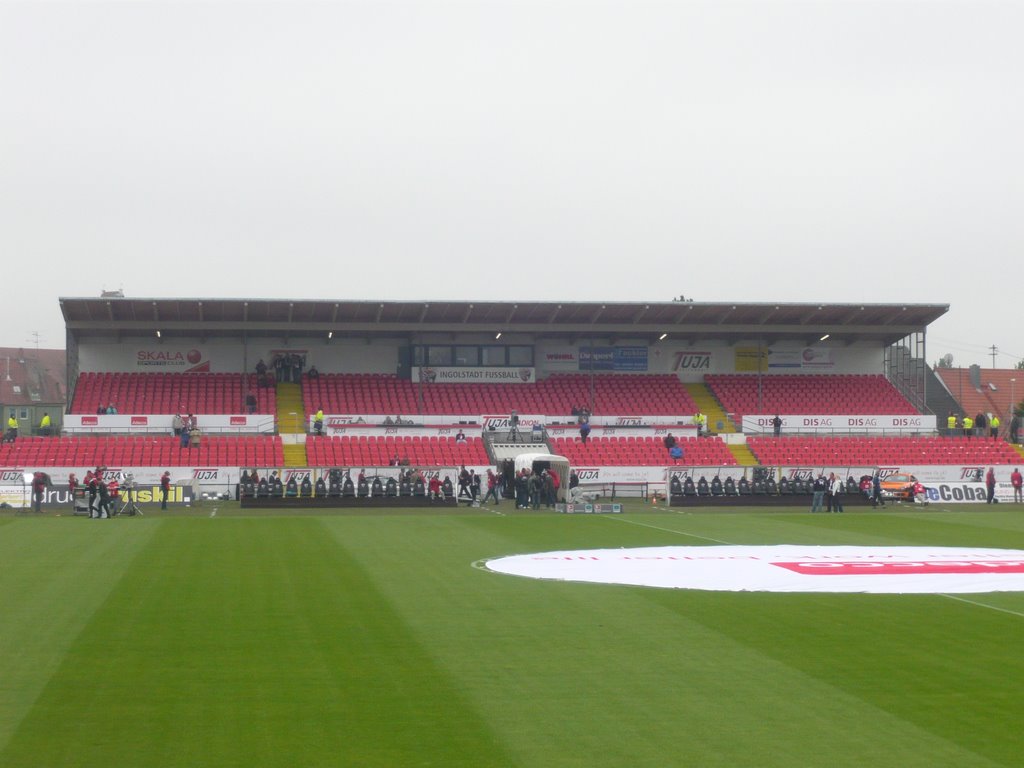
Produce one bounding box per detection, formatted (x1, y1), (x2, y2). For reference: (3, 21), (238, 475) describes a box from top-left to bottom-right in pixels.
(510, 410), (519, 427)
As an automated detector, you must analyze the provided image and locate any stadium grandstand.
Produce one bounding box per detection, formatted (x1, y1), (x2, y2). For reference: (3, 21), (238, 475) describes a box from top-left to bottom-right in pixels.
(4, 295), (1021, 507)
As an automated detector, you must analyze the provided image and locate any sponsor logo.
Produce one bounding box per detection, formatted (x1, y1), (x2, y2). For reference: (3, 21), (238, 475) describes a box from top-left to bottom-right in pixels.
(81, 416), (98, 426)
(384, 428), (398, 435)
(803, 417), (833, 427)
(136, 349), (206, 370)
(229, 416), (247, 426)
(960, 467), (984, 480)
(192, 469), (220, 481)
(483, 415), (541, 429)
(604, 428), (616, 435)
(283, 470), (312, 483)
(615, 417), (642, 426)
(786, 468), (815, 480)
(846, 417), (878, 426)
(774, 560), (1024, 576)
(0, 469), (25, 483)
(437, 428), (451, 435)
(327, 416), (356, 426)
(877, 467), (901, 478)
(575, 468), (600, 482)
(892, 417), (922, 427)
(672, 352), (711, 371)
(131, 416), (148, 426)
(545, 353), (575, 361)
(421, 367), (438, 383)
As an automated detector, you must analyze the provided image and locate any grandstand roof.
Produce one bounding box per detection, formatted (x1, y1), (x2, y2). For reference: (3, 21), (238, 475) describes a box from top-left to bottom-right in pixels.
(59, 297), (948, 345)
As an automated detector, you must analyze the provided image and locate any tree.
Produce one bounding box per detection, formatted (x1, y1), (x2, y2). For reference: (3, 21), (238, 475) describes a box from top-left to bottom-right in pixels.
(1015, 359), (1024, 371)
(935, 353), (954, 369)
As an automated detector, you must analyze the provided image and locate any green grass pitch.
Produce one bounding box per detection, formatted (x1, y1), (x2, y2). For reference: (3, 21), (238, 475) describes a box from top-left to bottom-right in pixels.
(3, 502), (1024, 767)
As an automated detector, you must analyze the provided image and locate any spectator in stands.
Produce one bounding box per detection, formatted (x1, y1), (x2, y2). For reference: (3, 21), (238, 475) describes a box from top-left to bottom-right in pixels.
(179, 423), (190, 448)
(579, 420), (591, 444)
(1012, 414), (1021, 444)
(455, 429), (466, 444)
(962, 414), (974, 438)
(307, 364), (319, 379)
(256, 358), (268, 379)
(991, 414), (1001, 439)
(693, 411), (706, 437)
(986, 467), (997, 504)
(1012, 468), (1023, 503)
(663, 433), (677, 452)
(975, 413), (987, 438)
(246, 392), (257, 414)
(106, 403), (117, 414)
(189, 424), (202, 449)
(4, 412), (17, 443)
(172, 413), (183, 437)
(771, 415), (782, 437)
(946, 412), (958, 436)
(313, 408), (324, 436)
(669, 444), (684, 463)
(39, 412), (51, 436)
(160, 471), (171, 510)
(290, 353), (304, 383)
(96, 405), (105, 415)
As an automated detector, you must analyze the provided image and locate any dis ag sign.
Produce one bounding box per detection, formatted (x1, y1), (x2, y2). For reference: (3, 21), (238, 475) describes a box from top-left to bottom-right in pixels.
(484, 546), (1024, 594)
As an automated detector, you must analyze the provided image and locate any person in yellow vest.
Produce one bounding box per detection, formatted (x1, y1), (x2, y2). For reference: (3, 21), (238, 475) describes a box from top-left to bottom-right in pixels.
(39, 412), (51, 436)
(5, 413), (17, 444)
(990, 414), (1001, 439)
(313, 408), (324, 436)
(962, 415), (974, 438)
(946, 412), (958, 437)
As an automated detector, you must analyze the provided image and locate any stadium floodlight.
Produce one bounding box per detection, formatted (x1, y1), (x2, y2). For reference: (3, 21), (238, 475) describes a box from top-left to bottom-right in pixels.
(155, 330), (161, 338)
(659, 333), (668, 341)
(495, 332), (502, 340)
(819, 334), (830, 341)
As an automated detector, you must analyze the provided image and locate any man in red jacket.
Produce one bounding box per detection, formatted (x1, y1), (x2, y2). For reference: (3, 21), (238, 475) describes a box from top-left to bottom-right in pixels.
(1011, 468), (1022, 504)
(986, 467), (997, 505)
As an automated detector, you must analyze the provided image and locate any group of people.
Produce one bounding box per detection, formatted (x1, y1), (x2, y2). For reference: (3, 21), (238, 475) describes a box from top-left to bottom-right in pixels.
(511, 467), (561, 509)
(95, 403), (118, 414)
(946, 412), (1002, 438)
(663, 433), (684, 462)
(254, 353), (307, 387)
(171, 413), (202, 448)
(809, 473), (850, 513)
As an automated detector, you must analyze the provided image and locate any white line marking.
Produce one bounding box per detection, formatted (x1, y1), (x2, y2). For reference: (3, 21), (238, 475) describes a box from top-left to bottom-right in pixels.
(939, 594), (1024, 619)
(605, 515), (733, 545)
(209, 508), (217, 518)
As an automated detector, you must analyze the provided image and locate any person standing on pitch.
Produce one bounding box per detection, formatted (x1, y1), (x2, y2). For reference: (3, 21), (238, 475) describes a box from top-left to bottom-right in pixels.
(482, 469), (500, 506)
(830, 473), (845, 513)
(160, 471), (171, 510)
(810, 474), (827, 513)
(986, 467), (997, 504)
(1012, 468), (1023, 503)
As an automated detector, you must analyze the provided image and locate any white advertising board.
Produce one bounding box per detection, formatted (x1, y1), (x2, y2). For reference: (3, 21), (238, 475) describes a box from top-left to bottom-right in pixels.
(742, 414), (936, 434)
(62, 414), (275, 434)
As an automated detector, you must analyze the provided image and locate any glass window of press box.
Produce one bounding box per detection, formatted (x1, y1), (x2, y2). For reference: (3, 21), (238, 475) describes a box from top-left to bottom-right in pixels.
(412, 345), (533, 367)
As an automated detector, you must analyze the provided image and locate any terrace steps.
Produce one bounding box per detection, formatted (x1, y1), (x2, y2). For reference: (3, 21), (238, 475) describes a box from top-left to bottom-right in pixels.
(684, 383), (735, 433)
(276, 383), (305, 435)
(728, 443), (759, 466)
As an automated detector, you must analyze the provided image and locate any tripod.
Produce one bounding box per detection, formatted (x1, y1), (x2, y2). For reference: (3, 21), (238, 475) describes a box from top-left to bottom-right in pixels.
(508, 424), (520, 443)
(117, 487), (143, 516)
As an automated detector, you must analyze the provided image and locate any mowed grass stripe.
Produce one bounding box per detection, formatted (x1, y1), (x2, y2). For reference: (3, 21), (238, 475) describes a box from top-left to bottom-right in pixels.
(0, 519), (162, 753)
(0, 517), (512, 768)
(321, 515), (1002, 767)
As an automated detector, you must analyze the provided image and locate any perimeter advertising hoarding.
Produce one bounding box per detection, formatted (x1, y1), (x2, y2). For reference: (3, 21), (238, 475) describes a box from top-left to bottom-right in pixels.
(63, 414), (275, 434)
(742, 414), (936, 434)
(578, 346), (648, 372)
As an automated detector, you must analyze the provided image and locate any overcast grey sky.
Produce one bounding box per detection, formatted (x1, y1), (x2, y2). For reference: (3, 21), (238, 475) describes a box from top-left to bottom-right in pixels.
(1, 0), (1020, 366)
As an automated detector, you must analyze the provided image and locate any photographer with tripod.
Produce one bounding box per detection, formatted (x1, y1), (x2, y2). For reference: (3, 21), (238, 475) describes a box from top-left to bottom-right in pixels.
(508, 410), (520, 443)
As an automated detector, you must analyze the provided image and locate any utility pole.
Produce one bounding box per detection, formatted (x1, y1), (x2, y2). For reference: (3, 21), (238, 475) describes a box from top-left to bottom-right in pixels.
(990, 345), (999, 367)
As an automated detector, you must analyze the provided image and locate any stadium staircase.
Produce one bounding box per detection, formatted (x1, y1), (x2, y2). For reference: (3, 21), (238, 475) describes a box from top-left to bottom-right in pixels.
(276, 382), (308, 467)
(727, 443), (759, 466)
(684, 383), (734, 433)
